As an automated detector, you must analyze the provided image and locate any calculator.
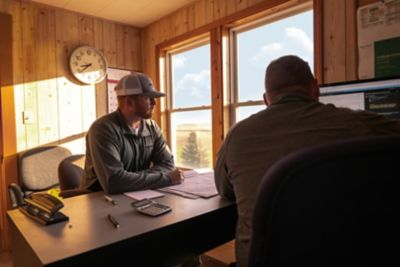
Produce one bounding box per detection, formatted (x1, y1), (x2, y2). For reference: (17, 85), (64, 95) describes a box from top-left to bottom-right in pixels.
(132, 199), (172, 216)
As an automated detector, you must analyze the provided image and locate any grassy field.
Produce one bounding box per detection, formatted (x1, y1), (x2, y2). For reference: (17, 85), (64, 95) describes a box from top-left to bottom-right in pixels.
(174, 123), (212, 169)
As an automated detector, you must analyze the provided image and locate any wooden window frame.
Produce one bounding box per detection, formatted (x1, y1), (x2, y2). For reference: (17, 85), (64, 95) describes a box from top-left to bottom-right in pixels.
(157, 0), (319, 165)
(229, 2), (313, 123)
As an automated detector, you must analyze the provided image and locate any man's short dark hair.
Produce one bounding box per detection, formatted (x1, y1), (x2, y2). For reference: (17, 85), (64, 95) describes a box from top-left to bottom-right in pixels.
(265, 55), (314, 92)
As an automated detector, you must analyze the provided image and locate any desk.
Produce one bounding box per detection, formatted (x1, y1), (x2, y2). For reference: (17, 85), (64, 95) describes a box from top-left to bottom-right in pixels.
(7, 192), (237, 267)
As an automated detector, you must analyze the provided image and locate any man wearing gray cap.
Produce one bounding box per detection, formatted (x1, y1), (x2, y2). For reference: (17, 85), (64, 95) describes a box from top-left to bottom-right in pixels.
(80, 72), (183, 194)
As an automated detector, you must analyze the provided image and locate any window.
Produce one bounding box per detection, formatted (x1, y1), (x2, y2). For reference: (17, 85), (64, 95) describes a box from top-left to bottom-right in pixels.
(159, 2), (314, 166)
(165, 42), (212, 169)
(231, 7), (314, 122)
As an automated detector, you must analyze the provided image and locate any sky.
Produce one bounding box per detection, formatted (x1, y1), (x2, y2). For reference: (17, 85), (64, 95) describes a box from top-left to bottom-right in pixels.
(170, 10), (314, 125)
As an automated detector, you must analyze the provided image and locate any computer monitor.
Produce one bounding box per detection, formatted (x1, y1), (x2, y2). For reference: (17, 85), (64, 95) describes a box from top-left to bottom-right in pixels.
(319, 77), (400, 118)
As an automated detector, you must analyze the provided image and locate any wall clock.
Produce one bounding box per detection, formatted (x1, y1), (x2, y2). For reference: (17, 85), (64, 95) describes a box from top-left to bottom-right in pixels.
(69, 46), (108, 84)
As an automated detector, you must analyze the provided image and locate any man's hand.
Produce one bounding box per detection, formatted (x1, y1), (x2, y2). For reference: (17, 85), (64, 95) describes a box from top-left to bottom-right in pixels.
(169, 169), (184, 185)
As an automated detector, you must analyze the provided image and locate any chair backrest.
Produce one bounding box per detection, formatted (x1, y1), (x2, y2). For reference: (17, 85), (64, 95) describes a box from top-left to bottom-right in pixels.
(248, 136), (400, 267)
(58, 154), (85, 191)
(18, 146), (72, 193)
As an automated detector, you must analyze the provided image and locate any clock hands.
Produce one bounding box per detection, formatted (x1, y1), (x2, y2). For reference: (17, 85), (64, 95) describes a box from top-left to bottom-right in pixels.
(78, 63), (92, 73)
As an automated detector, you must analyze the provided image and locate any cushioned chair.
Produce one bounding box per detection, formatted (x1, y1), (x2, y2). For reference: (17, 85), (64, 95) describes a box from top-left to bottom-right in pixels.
(248, 135), (400, 267)
(8, 183), (24, 209)
(58, 154), (90, 198)
(20, 146), (72, 193)
(8, 146), (72, 208)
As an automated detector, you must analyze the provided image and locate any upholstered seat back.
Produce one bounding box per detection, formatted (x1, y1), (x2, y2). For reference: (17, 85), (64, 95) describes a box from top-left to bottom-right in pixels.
(248, 136), (400, 267)
(19, 146), (72, 192)
(58, 154), (85, 191)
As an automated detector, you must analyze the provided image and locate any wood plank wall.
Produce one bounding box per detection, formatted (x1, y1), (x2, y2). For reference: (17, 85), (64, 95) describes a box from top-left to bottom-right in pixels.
(0, 0), (141, 251)
(9, 0), (141, 153)
(0, 12), (16, 253)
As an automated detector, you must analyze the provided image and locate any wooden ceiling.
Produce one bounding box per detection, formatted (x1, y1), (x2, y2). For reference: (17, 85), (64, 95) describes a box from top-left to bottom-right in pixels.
(30, 0), (197, 27)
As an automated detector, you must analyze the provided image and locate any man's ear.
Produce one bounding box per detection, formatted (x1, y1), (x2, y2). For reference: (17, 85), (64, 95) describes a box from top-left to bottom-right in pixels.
(311, 78), (320, 100)
(263, 93), (269, 106)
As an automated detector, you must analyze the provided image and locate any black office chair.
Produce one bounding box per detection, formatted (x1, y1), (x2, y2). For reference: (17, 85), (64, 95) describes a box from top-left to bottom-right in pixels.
(248, 135), (400, 267)
(58, 154), (90, 198)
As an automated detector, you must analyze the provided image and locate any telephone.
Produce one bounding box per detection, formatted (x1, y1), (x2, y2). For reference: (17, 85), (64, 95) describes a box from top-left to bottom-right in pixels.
(25, 192), (64, 214)
(20, 193), (68, 225)
(8, 183), (68, 225)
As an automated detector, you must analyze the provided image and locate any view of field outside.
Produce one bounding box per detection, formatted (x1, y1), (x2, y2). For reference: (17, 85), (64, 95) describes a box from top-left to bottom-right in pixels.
(170, 110), (212, 169)
(169, 10), (313, 168)
(171, 45), (212, 169)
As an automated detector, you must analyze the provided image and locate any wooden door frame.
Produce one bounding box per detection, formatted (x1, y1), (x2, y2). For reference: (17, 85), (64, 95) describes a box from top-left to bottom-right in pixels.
(0, 12), (17, 252)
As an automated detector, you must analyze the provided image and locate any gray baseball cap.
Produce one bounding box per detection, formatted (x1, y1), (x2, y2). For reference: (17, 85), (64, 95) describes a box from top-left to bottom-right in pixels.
(114, 72), (165, 98)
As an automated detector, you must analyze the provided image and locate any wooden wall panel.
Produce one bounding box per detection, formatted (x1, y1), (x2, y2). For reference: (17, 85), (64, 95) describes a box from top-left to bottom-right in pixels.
(21, 2), (39, 148)
(0, 0), (11, 13)
(323, 0), (347, 83)
(125, 26), (142, 70)
(194, 0), (207, 28)
(187, 4), (197, 31)
(78, 15), (95, 46)
(172, 7), (189, 37)
(322, 0), (358, 83)
(103, 21), (117, 67)
(8, 0), (141, 152)
(345, 0), (357, 81)
(36, 7), (58, 144)
(11, 0), (26, 151)
(55, 9), (83, 140)
(116, 24), (125, 69)
(0, 11), (16, 252)
(93, 20), (107, 118)
(213, 0), (227, 20)
(204, 0), (214, 25)
(77, 15), (97, 133)
(226, 0), (249, 15)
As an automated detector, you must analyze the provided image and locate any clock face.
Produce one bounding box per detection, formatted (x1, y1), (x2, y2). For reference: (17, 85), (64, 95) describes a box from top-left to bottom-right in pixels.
(69, 46), (108, 84)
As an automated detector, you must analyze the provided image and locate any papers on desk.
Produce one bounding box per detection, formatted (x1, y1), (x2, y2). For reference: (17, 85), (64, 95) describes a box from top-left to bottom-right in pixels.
(158, 170), (218, 199)
(124, 190), (165, 201)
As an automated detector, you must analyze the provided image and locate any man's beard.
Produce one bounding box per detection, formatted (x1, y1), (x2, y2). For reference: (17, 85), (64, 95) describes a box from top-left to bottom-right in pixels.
(140, 108), (153, 119)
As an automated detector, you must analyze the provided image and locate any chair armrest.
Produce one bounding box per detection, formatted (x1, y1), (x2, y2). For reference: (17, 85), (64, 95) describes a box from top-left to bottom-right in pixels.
(59, 189), (91, 199)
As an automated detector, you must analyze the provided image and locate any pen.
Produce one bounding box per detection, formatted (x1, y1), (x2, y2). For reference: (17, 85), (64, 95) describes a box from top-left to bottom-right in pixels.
(104, 195), (118, 205)
(107, 214), (120, 229)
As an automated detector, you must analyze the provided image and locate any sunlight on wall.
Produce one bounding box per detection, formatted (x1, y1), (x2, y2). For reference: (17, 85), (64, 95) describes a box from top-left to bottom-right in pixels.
(13, 77), (96, 154)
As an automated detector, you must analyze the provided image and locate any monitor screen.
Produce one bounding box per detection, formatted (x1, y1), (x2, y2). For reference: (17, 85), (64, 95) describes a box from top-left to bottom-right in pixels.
(319, 77), (400, 118)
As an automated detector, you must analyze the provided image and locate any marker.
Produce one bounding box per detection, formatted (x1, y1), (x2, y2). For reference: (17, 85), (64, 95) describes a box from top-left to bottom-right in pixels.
(104, 195), (118, 205)
(107, 214), (120, 229)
